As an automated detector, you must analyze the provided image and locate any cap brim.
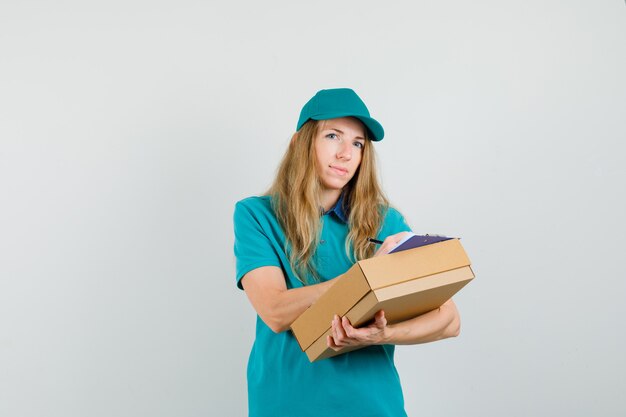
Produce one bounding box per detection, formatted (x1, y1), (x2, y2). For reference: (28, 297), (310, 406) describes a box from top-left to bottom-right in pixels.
(308, 113), (385, 141)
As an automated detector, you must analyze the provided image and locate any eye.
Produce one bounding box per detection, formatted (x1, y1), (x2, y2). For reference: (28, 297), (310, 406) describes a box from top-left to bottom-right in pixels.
(353, 141), (364, 149)
(325, 133), (338, 140)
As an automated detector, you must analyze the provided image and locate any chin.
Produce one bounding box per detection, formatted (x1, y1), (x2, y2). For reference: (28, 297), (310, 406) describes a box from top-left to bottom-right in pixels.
(321, 180), (348, 192)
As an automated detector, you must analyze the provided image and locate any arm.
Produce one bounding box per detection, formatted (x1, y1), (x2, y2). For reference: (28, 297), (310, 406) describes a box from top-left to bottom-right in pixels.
(241, 266), (336, 333)
(327, 299), (460, 350)
(385, 298), (460, 344)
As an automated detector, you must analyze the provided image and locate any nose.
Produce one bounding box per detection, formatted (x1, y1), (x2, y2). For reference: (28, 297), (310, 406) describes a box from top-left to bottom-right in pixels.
(336, 142), (352, 160)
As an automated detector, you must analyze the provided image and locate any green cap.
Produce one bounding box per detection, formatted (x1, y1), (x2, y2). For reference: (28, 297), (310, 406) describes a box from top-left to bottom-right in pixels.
(296, 88), (384, 141)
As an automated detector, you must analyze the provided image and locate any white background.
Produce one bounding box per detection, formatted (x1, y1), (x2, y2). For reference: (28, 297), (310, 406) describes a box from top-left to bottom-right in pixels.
(1, 1), (625, 416)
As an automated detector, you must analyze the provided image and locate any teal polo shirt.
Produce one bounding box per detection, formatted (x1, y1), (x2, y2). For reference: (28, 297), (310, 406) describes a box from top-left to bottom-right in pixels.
(233, 195), (412, 417)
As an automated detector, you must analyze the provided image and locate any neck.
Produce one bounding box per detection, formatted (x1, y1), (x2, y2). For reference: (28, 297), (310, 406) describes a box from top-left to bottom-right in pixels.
(320, 189), (342, 212)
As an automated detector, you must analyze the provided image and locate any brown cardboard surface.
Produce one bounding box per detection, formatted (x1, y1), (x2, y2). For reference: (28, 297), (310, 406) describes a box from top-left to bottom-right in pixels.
(290, 238), (475, 362)
(290, 239), (469, 352)
(290, 263), (370, 351)
(359, 239), (470, 290)
(303, 266), (475, 362)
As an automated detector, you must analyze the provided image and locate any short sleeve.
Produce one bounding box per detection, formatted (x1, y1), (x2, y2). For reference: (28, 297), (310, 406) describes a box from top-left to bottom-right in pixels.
(233, 200), (283, 290)
(379, 206), (413, 237)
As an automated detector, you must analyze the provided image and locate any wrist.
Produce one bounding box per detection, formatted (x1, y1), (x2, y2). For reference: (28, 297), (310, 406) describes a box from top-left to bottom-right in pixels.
(377, 325), (393, 345)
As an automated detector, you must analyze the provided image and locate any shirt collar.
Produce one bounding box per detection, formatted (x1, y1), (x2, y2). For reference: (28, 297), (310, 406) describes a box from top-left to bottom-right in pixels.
(322, 192), (349, 223)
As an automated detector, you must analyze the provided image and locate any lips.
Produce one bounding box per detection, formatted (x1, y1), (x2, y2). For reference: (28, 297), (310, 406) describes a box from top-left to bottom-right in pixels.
(329, 165), (348, 176)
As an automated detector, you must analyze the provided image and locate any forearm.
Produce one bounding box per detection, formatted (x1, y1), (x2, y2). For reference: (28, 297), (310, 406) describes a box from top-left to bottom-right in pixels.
(264, 279), (336, 333)
(242, 266), (339, 334)
(381, 299), (460, 345)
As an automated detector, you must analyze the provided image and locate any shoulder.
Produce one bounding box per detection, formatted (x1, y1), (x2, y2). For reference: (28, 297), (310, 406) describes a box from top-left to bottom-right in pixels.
(380, 205), (406, 224)
(234, 195), (277, 226)
(379, 204), (412, 234)
(234, 195), (274, 217)
(235, 195), (272, 213)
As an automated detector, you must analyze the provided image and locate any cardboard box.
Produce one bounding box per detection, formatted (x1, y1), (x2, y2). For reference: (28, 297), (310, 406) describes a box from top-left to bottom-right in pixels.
(290, 238), (474, 362)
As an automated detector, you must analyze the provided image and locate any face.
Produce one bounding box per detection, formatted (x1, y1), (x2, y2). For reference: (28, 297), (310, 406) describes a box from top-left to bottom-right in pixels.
(314, 117), (366, 193)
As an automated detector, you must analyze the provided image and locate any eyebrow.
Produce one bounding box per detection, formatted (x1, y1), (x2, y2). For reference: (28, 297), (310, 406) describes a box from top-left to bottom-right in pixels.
(325, 128), (365, 141)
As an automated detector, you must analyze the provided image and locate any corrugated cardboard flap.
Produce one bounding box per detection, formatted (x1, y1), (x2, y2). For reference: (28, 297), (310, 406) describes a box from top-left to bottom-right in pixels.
(290, 263), (372, 351)
(358, 239), (470, 290)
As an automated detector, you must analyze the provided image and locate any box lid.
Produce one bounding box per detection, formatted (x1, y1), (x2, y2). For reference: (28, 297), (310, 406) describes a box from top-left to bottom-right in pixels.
(358, 239), (470, 290)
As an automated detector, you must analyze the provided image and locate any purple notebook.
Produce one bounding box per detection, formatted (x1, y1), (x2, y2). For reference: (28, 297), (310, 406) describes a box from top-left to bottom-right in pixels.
(389, 234), (455, 254)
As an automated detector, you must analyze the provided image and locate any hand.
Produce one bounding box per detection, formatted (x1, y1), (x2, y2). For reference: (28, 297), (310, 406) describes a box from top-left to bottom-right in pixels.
(373, 231), (413, 257)
(327, 310), (389, 350)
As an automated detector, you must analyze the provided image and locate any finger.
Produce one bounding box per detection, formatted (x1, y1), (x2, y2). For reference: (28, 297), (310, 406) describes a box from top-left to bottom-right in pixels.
(341, 316), (356, 338)
(373, 237), (393, 256)
(374, 244), (392, 256)
(380, 240), (396, 255)
(391, 231), (411, 243)
(332, 315), (346, 346)
(397, 231), (412, 241)
(331, 315), (341, 345)
(343, 316), (376, 345)
(374, 232), (413, 257)
(334, 315), (349, 345)
(377, 235), (403, 256)
(327, 335), (340, 351)
(374, 242), (391, 256)
(374, 310), (387, 328)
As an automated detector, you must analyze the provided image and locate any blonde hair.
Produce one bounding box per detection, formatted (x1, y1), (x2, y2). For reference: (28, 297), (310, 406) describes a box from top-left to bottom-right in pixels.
(266, 119), (389, 284)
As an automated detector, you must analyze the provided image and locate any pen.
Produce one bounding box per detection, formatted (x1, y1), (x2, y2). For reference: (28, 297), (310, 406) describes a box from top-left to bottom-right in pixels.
(368, 238), (384, 245)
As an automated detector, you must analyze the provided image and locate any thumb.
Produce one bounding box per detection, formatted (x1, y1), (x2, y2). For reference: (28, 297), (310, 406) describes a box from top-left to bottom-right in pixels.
(374, 310), (387, 327)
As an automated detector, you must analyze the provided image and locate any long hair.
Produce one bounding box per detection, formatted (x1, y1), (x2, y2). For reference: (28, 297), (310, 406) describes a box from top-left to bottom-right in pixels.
(265, 119), (389, 284)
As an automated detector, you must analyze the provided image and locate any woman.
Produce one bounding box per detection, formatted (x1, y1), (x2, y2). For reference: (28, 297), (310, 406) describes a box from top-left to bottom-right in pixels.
(233, 88), (460, 417)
